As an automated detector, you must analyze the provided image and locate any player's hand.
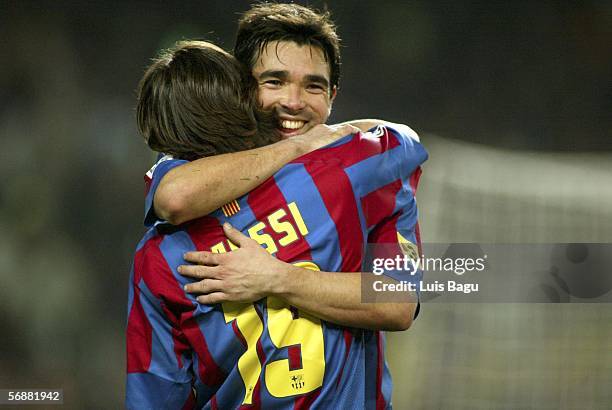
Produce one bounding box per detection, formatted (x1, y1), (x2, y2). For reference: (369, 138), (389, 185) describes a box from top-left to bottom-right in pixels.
(293, 123), (359, 153)
(179, 223), (287, 304)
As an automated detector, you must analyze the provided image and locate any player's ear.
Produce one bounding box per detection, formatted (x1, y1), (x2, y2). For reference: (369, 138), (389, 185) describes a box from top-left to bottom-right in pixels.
(330, 85), (338, 103)
(328, 86), (338, 116)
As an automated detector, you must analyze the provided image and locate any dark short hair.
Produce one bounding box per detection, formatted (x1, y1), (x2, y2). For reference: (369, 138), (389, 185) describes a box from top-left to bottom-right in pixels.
(234, 2), (341, 92)
(136, 40), (279, 160)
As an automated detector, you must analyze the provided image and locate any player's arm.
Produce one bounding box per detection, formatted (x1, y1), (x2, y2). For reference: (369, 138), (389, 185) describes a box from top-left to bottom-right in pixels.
(279, 267), (418, 331)
(270, 192), (423, 331)
(154, 123), (357, 225)
(126, 268), (194, 409)
(179, 224), (416, 331)
(178, 124), (426, 331)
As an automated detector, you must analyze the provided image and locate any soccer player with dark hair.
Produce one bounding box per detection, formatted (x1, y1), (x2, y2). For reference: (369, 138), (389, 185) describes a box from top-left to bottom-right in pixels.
(127, 39), (426, 409)
(128, 3), (427, 409)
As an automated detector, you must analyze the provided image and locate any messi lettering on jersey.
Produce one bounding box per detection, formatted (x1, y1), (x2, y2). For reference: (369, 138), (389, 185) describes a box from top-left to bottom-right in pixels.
(127, 123), (428, 409)
(211, 201), (308, 254)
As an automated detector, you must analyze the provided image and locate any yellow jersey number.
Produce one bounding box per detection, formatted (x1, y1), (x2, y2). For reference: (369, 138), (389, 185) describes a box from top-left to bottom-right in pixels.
(220, 261), (325, 404)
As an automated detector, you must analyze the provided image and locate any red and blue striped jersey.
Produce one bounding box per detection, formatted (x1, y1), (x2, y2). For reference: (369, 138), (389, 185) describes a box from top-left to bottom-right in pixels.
(127, 124), (428, 409)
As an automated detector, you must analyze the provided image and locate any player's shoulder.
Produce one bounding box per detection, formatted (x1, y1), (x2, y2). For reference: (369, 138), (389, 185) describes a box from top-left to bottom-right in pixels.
(353, 121), (424, 155)
(360, 122), (428, 167)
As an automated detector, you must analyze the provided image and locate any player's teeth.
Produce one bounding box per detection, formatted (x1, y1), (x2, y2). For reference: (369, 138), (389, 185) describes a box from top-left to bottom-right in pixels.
(281, 120), (305, 130)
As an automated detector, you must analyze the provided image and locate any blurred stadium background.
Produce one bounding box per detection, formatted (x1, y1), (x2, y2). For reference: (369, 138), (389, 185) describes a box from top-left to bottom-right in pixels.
(1, 1), (610, 408)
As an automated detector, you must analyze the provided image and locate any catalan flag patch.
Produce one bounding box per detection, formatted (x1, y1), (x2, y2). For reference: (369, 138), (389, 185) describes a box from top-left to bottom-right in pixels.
(221, 200), (241, 217)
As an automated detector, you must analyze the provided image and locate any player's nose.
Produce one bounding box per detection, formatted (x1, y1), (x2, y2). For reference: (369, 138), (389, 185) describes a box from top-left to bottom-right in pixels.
(280, 85), (306, 112)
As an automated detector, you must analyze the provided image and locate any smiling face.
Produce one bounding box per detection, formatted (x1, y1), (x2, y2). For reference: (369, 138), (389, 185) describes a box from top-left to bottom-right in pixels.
(252, 41), (337, 139)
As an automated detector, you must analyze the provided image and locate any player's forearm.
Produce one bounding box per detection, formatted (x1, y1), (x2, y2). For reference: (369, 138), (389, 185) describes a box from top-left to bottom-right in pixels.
(274, 266), (416, 331)
(155, 139), (310, 225)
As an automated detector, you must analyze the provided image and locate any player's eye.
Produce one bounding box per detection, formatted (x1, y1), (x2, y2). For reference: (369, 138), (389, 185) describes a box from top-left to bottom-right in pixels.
(306, 83), (326, 94)
(262, 79), (282, 87)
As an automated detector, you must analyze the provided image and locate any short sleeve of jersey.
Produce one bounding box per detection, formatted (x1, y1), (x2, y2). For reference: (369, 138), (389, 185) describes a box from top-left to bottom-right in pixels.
(144, 155), (189, 228)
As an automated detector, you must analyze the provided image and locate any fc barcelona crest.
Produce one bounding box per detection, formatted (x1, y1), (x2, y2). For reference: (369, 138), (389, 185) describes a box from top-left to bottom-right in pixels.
(291, 374), (305, 390)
